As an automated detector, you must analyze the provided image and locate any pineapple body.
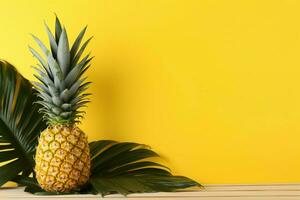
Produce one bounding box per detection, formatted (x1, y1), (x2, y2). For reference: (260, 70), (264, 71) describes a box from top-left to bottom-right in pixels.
(35, 125), (90, 192)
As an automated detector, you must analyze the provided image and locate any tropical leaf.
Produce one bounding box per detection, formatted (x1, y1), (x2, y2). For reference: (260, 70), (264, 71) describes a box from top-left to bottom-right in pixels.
(25, 140), (201, 196)
(0, 60), (46, 186)
(88, 141), (201, 196)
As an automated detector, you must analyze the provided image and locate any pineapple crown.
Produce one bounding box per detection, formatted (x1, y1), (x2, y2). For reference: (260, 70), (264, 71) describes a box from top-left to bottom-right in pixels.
(30, 16), (93, 125)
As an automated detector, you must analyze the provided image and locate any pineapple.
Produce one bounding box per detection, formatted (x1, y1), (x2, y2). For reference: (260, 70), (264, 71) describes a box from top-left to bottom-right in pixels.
(30, 17), (92, 192)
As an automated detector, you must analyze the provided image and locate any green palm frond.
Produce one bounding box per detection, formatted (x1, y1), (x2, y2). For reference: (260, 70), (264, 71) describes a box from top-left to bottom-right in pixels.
(0, 60), (46, 186)
(24, 140), (201, 196)
(88, 140), (201, 196)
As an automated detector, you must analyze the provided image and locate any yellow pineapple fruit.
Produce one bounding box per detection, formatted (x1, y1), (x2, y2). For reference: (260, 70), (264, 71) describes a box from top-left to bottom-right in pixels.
(30, 17), (92, 192)
(35, 125), (90, 192)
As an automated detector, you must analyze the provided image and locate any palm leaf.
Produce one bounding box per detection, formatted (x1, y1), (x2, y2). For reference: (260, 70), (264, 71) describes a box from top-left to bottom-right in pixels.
(25, 140), (201, 196)
(88, 141), (201, 196)
(0, 60), (46, 186)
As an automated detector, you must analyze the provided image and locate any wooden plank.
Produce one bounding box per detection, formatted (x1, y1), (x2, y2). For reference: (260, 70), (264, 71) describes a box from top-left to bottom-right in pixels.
(204, 184), (300, 191)
(1, 184), (300, 199)
(3, 198), (300, 200)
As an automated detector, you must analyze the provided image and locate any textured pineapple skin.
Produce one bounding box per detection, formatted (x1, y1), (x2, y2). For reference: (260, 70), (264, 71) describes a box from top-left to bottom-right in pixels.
(35, 125), (90, 192)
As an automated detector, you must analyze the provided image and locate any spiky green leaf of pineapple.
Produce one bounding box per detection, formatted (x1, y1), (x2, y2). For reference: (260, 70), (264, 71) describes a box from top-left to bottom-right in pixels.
(30, 16), (92, 125)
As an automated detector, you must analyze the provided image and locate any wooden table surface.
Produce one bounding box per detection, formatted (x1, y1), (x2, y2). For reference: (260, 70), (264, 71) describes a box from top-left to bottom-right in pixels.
(1, 184), (300, 199)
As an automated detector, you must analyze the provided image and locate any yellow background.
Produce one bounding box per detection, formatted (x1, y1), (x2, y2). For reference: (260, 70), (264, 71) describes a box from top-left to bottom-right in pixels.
(0, 0), (300, 184)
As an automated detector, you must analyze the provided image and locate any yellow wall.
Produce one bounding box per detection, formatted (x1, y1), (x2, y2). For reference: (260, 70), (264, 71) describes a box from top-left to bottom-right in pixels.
(0, 0), (300, 184)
